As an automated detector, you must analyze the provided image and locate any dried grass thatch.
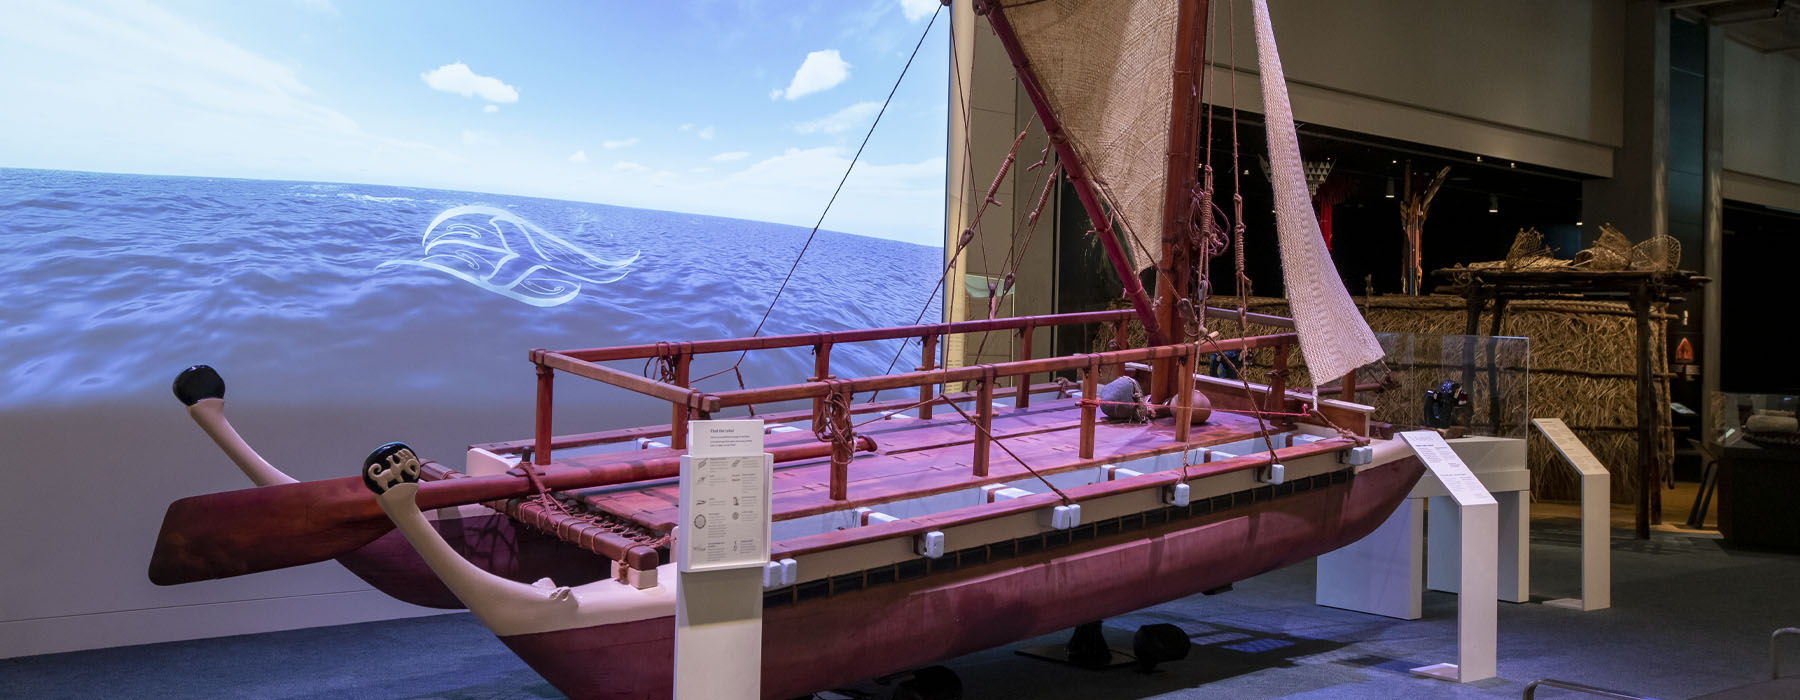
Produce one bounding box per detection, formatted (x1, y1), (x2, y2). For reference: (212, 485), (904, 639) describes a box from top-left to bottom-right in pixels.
(1097, 294), (1672, 503)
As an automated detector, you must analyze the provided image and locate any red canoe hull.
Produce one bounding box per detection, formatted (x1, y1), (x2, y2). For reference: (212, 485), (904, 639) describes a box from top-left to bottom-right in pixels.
(499, 455), (1425, 699)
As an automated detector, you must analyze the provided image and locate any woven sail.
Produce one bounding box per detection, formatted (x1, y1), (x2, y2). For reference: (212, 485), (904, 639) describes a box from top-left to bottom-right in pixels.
(1008, 0), (1178, 273)
(1249, 0), (1384, 387)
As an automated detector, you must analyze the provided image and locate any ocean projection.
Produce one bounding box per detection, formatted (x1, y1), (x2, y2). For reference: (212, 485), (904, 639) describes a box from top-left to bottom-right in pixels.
(379, 205), (639, 307)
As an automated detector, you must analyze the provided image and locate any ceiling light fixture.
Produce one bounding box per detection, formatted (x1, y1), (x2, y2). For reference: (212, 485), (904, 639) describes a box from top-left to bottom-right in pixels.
(1488, 194), (1499, 213)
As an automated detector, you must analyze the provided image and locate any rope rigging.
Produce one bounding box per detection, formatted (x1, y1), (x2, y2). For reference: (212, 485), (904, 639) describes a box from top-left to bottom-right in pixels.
(693, 4), (943, 393)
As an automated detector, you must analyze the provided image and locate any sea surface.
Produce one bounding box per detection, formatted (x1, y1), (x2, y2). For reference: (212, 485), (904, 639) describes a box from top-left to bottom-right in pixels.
(0, 168), (942, 449)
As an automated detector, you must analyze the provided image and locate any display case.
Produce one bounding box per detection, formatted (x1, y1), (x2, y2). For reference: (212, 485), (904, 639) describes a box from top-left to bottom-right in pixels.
(1710, 392), (1800, 550)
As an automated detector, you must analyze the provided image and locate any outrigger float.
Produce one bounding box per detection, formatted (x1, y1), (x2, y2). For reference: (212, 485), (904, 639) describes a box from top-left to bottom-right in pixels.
(147, 1), (1426, 697)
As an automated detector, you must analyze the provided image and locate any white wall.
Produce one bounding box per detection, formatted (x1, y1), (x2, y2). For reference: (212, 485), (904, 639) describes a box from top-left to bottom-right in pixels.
(1722, 39), (1800, 210)
(1206, 0), (1627, 176)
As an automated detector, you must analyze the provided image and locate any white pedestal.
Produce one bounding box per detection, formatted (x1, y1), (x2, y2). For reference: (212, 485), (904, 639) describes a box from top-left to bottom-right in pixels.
(675, 566), (765, 700)
(1316, 436), (1530, 620)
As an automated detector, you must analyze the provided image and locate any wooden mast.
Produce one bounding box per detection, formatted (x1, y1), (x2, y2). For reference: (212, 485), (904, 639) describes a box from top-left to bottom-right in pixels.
(1151, 0), (1209, 403)
(978, 0), (1166, 347)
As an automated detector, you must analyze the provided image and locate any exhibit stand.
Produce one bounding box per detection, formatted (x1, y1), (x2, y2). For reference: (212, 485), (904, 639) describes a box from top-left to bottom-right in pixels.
(1316, 435), (1529, 620)
(1532, 418), (1612, 611)
(674, 420), (773, 700)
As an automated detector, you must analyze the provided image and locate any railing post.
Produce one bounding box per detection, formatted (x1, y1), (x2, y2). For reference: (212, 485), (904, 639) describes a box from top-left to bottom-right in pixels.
(534, 361), (554, 466)
(1015, 323), (1034, 409)
(1266, 342), (1290, 421)
(917, 333), (938, 420)
(828, 385), (852, 501)
(1079, 356), (1098, 460)
(811, 341), (833, 423)
(1339, 369), (1358, 404)
(1111, 318), (1130, 379)
(669, 348), (692, 449)
(973, 371), (994, 477)
(1174, 343), (1196, 442)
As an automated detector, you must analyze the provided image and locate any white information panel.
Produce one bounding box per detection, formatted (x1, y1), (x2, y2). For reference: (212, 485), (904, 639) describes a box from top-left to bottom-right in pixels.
(677, 420), (772, 573)
(1401, 431), (1497, 507)
(1531, 418), (1609, 477)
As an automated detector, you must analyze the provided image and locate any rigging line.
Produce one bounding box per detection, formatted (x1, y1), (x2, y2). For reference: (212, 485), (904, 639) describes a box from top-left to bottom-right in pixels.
(972, 158), (1058, 361)
(939, 394), (1073, 506)
(1199, 334), (1282, 459)
(695, 4), (942, 385)
(1227, 0), (1250, 331)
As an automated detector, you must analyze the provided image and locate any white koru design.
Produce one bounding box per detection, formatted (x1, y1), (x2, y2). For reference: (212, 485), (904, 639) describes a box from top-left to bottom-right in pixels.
(379, 205), (639, 307)
(366, 447), (422, 493)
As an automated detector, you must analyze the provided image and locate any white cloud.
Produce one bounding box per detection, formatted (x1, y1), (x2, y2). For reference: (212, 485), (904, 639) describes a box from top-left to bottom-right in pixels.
(568, 149), (588, 164)
(772, 49), (850, 100)
(297, 0), (340, 17)
(689, 166), (712, 173)
(0, 1), (458, 185)
(899, 0), (936, 22)
(712, 151), (750, 161)
(612, 161), (648, 173)
(795, 101), (881, 135)
(483, 104), (498, 114)
(602, 137), (638, 149)
(460, 129), (496, 146)
(421, 62), (519, 103)
(678, 123), (694, 131)
(697, 125), (715, 140)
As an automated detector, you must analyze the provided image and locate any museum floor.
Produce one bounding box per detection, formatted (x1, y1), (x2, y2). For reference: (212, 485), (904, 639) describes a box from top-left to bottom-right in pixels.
(4, 515), (1796, 700)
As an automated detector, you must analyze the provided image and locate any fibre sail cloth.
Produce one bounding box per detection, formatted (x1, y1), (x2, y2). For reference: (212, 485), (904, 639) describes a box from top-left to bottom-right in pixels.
(1007, 0), (1178, 273)
(1250, 0), (1384, 388)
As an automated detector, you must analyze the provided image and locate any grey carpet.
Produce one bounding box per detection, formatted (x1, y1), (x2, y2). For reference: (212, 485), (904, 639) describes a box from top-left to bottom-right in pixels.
(3, 523), (1795, 699)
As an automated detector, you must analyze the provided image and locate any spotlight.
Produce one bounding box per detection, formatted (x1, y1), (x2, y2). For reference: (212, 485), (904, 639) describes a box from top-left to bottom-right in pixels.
(1488, 194), (1499, 214)
(1385, 177), (1395, 199)
(1475, 155), (1483, 163)
(1576, 220), (1584, 226)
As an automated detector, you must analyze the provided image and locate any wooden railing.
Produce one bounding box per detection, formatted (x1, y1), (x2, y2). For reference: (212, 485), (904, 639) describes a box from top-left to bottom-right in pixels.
(527, 307), (1298, 503)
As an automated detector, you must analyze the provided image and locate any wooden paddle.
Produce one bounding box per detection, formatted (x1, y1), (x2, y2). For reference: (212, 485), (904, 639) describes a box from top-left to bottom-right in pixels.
(147, 438), (866, 585)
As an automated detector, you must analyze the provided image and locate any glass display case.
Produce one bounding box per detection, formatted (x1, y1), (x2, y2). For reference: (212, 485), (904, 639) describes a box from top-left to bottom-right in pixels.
(1357, 332), (1531, 440)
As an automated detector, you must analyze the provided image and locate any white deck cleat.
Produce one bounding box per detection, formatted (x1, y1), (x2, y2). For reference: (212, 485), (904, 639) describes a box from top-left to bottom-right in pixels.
(1041, 504), (1082, 530)
(916, 531), (946, 559)
(1341, 445), (1375, 465)
(1261, 463), (1286, 485)
(1165, 482), (1191, 507)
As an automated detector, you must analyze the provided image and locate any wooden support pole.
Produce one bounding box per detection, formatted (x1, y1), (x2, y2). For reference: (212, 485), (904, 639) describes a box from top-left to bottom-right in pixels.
(1174, 344), (1196, 443)
(1267, 343), (1289, 420)
(534, 362), (554, 466)
(1339, 370), (1359, 404)
(1631, 284), (1656, 539)
(1079, 358), (1098, 460)
(811, 341), (833, 425)
(828, 386), (852, 501)
(1015, 324), (1034, 409)
(918, 333), (938, 420)
(669, 350), (692, 450)
(1487, 298), (1509, 435)
(1112, 318), (1130, 379)
(973, 374), (994, 477)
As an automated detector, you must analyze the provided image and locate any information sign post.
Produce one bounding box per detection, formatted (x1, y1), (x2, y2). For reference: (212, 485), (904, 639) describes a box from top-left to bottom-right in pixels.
(1401, 430), (1499, 684)
(1532, 417), (1612, 611)
(674, 420), (772, 700)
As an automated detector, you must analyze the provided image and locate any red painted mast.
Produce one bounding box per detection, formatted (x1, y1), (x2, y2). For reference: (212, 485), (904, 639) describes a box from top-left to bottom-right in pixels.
(1151, 0), (1209, 403)
(978, 0), (1166, 347)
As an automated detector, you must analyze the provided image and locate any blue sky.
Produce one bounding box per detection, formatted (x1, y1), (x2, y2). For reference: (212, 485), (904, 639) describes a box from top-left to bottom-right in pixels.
(0, 0), (950, 245)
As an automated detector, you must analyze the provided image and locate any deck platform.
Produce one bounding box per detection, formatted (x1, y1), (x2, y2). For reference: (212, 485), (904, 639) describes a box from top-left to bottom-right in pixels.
(550, 397), (1281, 535)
